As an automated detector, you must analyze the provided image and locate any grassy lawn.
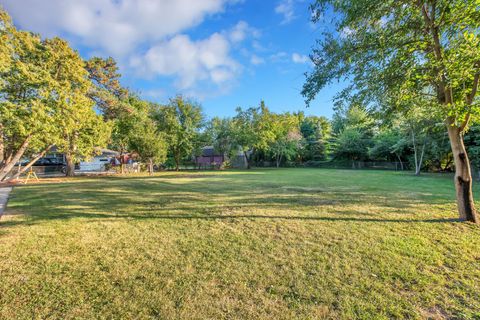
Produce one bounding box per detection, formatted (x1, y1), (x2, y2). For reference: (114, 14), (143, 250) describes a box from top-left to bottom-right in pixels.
(1, 169), (479, 319)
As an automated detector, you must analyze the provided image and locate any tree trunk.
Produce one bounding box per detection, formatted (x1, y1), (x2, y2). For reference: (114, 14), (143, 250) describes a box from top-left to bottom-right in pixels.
(7, 145), (54, 182)
(65, 152), (75, 177)
(120, 153), (125, 174)
(244, 151), (251, 169)
(0, 135), (32, 181)
(396, 154), (404, 171)
(0, 124), (4, 166)
(175, 154), (179, 171)
(414, 142), (426, 176)
(148, 158), (153, 176)
(447, 124), (478, 223)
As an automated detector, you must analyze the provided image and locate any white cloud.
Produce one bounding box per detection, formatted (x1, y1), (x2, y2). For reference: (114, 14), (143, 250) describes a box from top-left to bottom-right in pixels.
(2, 0), (254, 95)
(1, 0), (238, 56)
(270, 51), (289, 63)
(250, 55), (265, 65)
(275, 0), (296, 24)
(130, 33), (240, 90)
(228, 21), (259, 43)
(292, 53), (309, 64)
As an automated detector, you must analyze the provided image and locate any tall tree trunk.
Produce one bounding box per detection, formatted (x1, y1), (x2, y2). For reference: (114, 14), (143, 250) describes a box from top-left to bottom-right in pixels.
(174, 152), (180, 171)
(120, 151), (125, 174)
(7, 145), (54, 182)
(65, 152), (75, 177)
(0, 135), (32, 181)
(396, 154), (404, 171)
(412, 129), (426, 176)
(415, 141), (426, 176)
(447, 123), (478, 223)
(244, 151), (251, 169)
(148, 158), (153, 176)
(0, 124), (4, 166)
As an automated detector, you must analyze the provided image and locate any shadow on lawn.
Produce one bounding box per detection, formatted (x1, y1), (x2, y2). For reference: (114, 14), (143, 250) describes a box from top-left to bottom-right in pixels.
(1, 172), (461, 229)
(0, 211), (462, 229)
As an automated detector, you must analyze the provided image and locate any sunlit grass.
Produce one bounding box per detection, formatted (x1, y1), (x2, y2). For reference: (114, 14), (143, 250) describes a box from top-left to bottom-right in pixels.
(1, 169), (479, 319)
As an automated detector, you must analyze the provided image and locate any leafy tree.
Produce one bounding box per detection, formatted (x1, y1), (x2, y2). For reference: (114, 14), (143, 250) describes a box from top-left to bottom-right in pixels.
(153, 95), (203, 171)
(231, 101), (275, 169)
(330, 104), (374, 164)
(299, 115), (331, 161)
(43, 38), (111, 177)
(369, 128), (407, 164)
(269, 113), (302, 167)
(110, 95), (151, 173)
(0, 10), (59, 181)
(205, 117), (235, 156)
(334, 128), (371, 167)
(85, 56), (129, 120)
(303, 0), (480, 222)
(129, 117), (167, 175)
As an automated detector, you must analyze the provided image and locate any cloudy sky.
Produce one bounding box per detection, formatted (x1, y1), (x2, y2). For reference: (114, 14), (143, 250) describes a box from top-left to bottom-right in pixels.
(1, 0), (345, 118)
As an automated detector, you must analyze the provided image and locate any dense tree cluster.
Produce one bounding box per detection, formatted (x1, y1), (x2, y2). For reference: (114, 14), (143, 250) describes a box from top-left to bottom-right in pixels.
(200, 101), (480, 176)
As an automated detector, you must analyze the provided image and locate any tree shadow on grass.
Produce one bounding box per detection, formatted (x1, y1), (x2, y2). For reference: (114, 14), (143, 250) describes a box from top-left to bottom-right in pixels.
(0, 210), (462, 229)
(2, 172), (463, 231)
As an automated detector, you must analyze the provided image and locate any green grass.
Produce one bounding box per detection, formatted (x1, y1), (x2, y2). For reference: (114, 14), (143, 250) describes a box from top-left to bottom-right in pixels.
(1, 169), (479, 319)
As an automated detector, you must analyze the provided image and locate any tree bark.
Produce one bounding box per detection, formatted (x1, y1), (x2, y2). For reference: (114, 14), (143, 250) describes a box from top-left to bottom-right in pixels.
(148, 158), (154, 176)
(65, 152), (75, 177)
(396, 154), (404, 171)
(0, 124), (4, 166)
(414, 142), (426, 176)
(174, 152), (180, 171)
(447, 123), (478, 223)
(0, 135), (32, 181)
(7, 145), (54, 182)
(244, 151), (251, 169)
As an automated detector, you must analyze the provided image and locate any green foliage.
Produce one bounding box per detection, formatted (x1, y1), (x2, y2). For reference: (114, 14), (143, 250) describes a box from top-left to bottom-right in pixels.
(205, 117), (235, 156)
(129, 118), (168, 169)
(268, 113), (302, 166)
(153, 95), (204, 169)
(85, 56), (129, 120)
(299, 115), (331, 161)
(331, 104), (374, 161)
(369, 129), (405, 162)
(304, 0), (480, 126)
(0, 9), (111, 179)
(43, 37), (111, 164)
(231, 101), (276, 163)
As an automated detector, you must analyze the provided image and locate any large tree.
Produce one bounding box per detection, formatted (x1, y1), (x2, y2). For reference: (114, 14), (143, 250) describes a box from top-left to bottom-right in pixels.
(299, 115), (331, 161)
(303, 0), (480, 223)
(129, 117), (168, 175)
(231, 101), (275, 169)
(85, 56), (129, 120)
(0, 10), (58, 181)
(269, 113), (302, 168)
(153, 96), (203, 171)
(44, 38), (111, 177)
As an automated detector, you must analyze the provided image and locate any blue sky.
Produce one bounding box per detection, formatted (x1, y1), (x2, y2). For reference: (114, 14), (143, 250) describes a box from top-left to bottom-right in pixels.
(2, 0), (346, 119)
